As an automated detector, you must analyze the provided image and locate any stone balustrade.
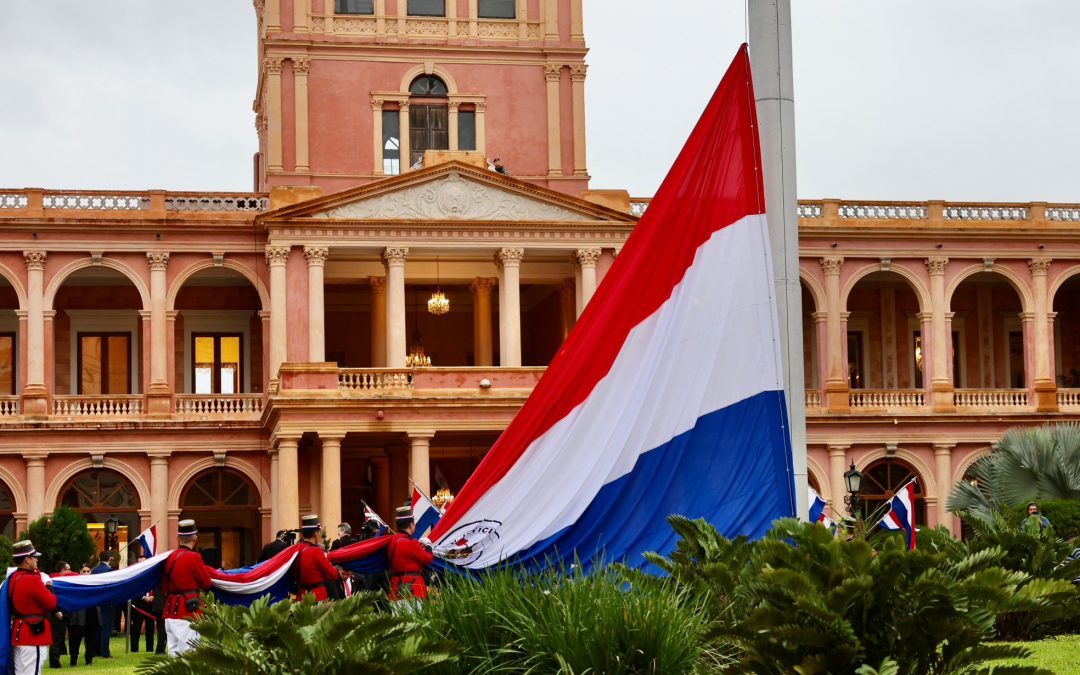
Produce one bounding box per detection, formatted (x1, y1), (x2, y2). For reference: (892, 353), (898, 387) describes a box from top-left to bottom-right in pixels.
(0, 189), (268, 215)
(0, 397), (19, 417)
(1057, 389), (1080, 408)
(53, 395), (144, 417)
(805, 389), (821, 409)
(953, 389), (1029, 410)
(629, 199), (651, 217)
(848, 389), (926, 410)
(175, 394), (265, 417)
(338, 369), (413, 394)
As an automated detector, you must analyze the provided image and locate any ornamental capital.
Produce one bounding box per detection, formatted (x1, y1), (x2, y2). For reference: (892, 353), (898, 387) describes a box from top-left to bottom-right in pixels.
(399, 100), (411, 112)
(544, 63), (563, 81)
(383, 247), (409, 266)
(255, 112), (266, 132)
(371, 97), (386, 111)
(575, 248), (602, 267)
(470, 277), (497, 293)
(1028, 258), (1052, 275)
(447, 100), (461, 112)
(924, 256), (948, 275)
(474, 100), (486, 112)
(496, 247), (525, 268)
(146, 252), (170, 271)
(369, 276), (387, 293)
(265, 245), (291, 266)
(23, 251), (46, 271)
(291, 57), (310, 74)
(818, 256), (843, 276)
(264, 56), (284, 74)
(570, 63), (588, 81)
(303, 246), (329, 265)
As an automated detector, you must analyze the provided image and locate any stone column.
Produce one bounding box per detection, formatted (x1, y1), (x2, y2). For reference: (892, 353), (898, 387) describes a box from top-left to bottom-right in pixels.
(408, 431), (434, 496)
(827, 444), (849, 515)
(146, 252), (171, 415)
(371, 98), (385, 175)
(516, 0), (528, 38)
(320, 434), (344, 531)
(375, 0), (386, 34)
(293, 58), (311, 173)
(276, 436), (300, 531)
(398, 102), (411, 170)
(266, 0), (281, 31)
(383, 248), (409, 368)
(22, 251), (48, 417)
(265, 57), (284, 173)
(475, 101), (487, 155)
(269, 447), (280, 534)
(543, 0), (558, 39)
(448, 101), (460, 152)
(559, 278), (576, 339)
(294, 0), (309, 32)
(468, 0), (478, 37)
(372, 456), (391, 525)
(570, 64), (588, 176)
(370, 277), (387, 367)
(575, 248), (601, 316)
(25, 454), (46, 523)
(1029, 258), (1056, 411)
(496, 248), (524, 367)
(819, 257), (848, 411)
(149, 453), (169, 533)
(933, 443), (955, 534)
(304, 246), (329, 362)
(266, 246), (291, 383)
(925, 257), (955, 411)
(544, 64), (562, 176)
(471, 278), (496, 367)
(812, 311), (828, 394)
(570, 0), (584, 40)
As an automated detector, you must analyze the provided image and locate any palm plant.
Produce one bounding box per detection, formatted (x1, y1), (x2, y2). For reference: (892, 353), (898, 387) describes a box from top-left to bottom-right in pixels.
(136, 592), (457, 675)
(948, 423), (1080, 523)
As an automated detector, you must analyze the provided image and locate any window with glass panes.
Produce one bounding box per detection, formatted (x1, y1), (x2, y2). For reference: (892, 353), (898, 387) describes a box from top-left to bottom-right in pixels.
(458, 110), (476, 151)
(78, 333), (130, 395)
(335, 0), (374, 13)
(407, 0), (444, 16)
(193, 334), (243, 394)
(383, 110), (401, 175)
(408, 76), (449, 167)
(0, 333), (14, 395)
(478, 0), (515, 19)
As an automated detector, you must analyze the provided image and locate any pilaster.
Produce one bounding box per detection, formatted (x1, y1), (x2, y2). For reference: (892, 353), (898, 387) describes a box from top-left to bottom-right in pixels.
(383, 248), (409, 368)
(496, 248), (524, 366)
(544, 64), (562, 176)
(21, 251), (48, 418)
(304, 246), (329, 362)
(265, 57), (284, 173)
(146, 252), (172, 416)
(293, 57), (311, 173)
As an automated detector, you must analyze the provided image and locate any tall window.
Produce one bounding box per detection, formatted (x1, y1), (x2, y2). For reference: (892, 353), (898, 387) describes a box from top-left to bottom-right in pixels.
(193, 334), (242, 394)
(409, 76), (449, 167)
(458, 110), (477, 151)
(0, 333), (14, 395)
(335, 0), (374, 13)
(382, 110), (401, 175)
(860, 458), (926, 526)
(78, 333), (130, 395)
(408, 0), (445, 16)
(478, 0), (515, 19)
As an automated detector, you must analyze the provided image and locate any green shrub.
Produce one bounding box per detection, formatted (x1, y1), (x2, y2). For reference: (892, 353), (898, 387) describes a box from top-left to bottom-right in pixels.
(19, 506), (95, 574)
(1010, 500), (1080, 540)
(136, 592), (457, 674)
(0, 535), (12, 570)
(417, 563), (716, 674)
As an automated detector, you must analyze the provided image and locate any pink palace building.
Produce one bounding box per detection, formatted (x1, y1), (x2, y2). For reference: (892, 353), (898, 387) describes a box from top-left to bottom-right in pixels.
(1, 1), (1078, 565)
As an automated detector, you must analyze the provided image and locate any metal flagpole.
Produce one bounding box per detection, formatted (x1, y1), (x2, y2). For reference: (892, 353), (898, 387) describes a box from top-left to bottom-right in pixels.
(748, 0), (809, 519)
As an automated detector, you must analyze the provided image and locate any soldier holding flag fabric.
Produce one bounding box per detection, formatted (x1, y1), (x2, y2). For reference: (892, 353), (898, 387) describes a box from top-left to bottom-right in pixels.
(8, 540), (60, 675)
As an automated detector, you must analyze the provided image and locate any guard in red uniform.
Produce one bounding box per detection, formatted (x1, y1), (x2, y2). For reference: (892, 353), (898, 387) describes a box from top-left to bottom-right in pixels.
(161, 519), (213, 656)
(387, 505), (434, 604)
(293, 514), (341, 601)
(8, 540), (60, 675)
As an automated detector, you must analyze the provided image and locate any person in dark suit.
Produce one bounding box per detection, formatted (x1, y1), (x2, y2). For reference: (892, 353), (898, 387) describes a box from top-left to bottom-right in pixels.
(90, 551), (116, 659)
(329, 523), (357, 551)
(257, 530), (292, 563)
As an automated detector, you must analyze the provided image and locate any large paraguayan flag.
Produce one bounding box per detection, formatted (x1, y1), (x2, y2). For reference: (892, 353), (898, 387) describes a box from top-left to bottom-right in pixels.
(879, 478), (918, 550)
(429, 46), (796, 571)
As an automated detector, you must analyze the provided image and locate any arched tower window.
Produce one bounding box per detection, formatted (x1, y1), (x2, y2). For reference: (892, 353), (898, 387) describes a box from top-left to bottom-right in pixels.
(408, 75), (449, 168)
(60, 469), (141, 557)
(860, 458), (926, 526)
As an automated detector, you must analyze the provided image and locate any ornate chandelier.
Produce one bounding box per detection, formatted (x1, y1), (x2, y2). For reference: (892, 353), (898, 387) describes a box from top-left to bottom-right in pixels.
(428, 256), (450, 315)
(406, 328), (431, 368)
(432, 487), (455, 510)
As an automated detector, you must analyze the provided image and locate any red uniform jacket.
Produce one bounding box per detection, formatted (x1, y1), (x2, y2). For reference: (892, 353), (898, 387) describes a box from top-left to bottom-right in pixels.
(295, 542), (339, 601)
(8, 569), (58, 646)
(161, 547), (213, 620)
(387, 533), (434, 601)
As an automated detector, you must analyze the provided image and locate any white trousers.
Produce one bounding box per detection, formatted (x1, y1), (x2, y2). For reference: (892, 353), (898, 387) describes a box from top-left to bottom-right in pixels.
(13, 645), (46, 675)
(165, 618), (200, 656)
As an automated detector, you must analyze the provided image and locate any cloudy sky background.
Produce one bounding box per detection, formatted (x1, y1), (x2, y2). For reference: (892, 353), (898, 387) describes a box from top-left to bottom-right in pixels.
(1, 1), (1077, 201)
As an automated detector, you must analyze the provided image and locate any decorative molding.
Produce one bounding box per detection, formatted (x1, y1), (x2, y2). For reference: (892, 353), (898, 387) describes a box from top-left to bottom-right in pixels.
(23, 251), (46, 271)
(146, 252), (170, 271)
(1028, 258), (1052, 275)
(447, 100), (461, 112)
(474, 101), (487, 113)
(544, 63), (563, 81)
(265, 245), (291, 266)
(369, 276), (387, 293)
(264, 56), (284, 74)
(569, 64), (588, 81)
(383, 247), (409, 266)
(575, 248), (602, 267)
(291, 57), (310, 75)
(470, 277), (497, 293)
(314, 171), (591, 222)
(303, 246), (329, 265)
(925, 257), (949, 275)
(818, 256), (843, 276)
(496, 247), (525, 267)
(371, 97), (386, 111)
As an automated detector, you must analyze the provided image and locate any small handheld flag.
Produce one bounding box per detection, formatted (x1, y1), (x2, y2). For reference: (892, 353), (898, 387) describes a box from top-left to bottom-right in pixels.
(410, 484), (443, 539)
(879, 478), (918, 550)
(362, 501), (389, 535)
(136, 525), (158, 558)
(807, 486), (833, 529)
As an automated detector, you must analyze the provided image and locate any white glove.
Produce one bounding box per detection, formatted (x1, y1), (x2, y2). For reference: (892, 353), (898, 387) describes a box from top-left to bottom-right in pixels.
(419, 537), (432, 546)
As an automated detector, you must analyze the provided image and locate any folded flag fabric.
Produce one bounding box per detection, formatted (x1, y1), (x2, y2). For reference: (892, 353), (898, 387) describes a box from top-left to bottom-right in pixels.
(411, 487), (443, 540)
(428, 45), (795, 572)
(808, 486), (833, 528)
(879, 478), (918, 550)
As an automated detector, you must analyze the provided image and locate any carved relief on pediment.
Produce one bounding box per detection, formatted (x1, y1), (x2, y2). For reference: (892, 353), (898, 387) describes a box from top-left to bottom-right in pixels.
(313, 171), (590, 222)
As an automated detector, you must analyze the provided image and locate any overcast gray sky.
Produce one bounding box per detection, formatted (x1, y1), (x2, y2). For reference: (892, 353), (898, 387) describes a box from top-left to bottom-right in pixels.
(2, 1), (1077, 201)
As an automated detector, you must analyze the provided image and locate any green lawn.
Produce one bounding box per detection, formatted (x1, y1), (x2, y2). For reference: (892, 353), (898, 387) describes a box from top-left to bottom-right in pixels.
(47, 637), (158, 674)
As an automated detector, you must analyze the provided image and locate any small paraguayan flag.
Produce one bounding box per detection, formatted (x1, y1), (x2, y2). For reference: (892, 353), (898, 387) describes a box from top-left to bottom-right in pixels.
(807, 486), (833, 529)
(411, 486), (442, 539)
(879, 478), (918, 550)
(362, 502), (388, 535)
(136, 525), (158, 558)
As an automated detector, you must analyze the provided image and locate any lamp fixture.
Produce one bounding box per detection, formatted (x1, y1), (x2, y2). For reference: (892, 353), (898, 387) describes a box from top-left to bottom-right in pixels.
(432, 487), (455, 510)
(406, 290), (432, 367)
(428, 256), (450, 315)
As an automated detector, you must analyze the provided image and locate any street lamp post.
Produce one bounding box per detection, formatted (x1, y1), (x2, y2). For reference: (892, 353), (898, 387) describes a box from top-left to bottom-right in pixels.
(105, 517), (119, 554)
(843, 462), (863, 521)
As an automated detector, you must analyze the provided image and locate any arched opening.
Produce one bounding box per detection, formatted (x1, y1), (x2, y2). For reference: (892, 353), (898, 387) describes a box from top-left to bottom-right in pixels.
(0, 276), (19, 398)
(801, 280), (818, 389)
(860, 457), (927, 526)
(951, 272), (1026, 389)
(180, 467), (261, 569)
(408, 75), (449, 168)
(174, 268), (263, 394)
(1053, 274), (1080, 387)
(0, 480), (15, 539)
(844, 271), (922, 389)
(53, 268), (143, 396)
(60, 469), (141, 557)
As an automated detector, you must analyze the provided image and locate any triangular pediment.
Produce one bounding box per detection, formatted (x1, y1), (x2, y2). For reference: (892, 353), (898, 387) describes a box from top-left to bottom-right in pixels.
(260, 162), (636, 224)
